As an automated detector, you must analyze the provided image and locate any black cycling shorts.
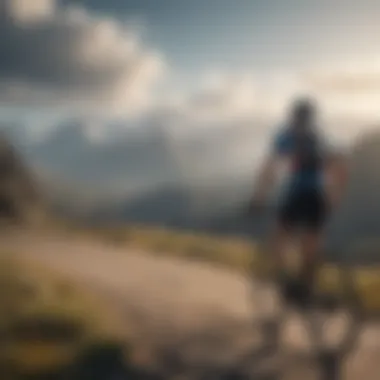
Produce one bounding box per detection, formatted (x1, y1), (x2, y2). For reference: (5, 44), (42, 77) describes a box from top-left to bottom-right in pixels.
(277, 188), (328, 230)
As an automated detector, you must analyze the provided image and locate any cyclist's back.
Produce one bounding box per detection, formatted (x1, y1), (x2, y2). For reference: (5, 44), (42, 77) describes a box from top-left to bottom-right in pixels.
(272, 101), (331, 229)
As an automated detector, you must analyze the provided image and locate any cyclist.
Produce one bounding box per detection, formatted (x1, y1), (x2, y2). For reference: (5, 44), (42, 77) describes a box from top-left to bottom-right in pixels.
(249, 97), (348, 304)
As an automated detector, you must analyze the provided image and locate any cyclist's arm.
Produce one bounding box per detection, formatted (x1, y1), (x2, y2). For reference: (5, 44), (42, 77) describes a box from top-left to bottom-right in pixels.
(252, 154), (279, 203)
(325, 151), (349, 206)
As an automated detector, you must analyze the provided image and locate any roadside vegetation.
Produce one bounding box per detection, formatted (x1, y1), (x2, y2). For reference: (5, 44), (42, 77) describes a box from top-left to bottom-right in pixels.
(0, 255), (135, 380)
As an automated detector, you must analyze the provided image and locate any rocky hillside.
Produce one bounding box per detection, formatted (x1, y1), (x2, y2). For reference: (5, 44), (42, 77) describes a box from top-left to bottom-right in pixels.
(0, 134), (44, 224)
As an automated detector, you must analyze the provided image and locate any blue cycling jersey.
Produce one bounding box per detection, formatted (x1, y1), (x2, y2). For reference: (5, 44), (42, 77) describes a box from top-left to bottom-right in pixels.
(272, 125), (330, 193)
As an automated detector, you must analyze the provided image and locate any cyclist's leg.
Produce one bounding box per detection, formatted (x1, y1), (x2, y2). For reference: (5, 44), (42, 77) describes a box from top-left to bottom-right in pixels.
(271, 221), (291, 274)
(272, 219), (309, 305)
(299, 228), (324, 281)
(273, 192), (298, 277)
(299, 189), (328, 283)
(272, 189), (324, 306)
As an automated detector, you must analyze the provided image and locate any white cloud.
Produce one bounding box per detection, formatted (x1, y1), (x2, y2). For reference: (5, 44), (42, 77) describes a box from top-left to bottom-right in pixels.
(302, 59), (380, 93)
(5, 0), (55, 23)
(1, 0), (379, 127)
(157, 71), (265, 135)
(295, 59), (380, 121)
(194, 72), (257, 116)
(0, 0), (165, 115)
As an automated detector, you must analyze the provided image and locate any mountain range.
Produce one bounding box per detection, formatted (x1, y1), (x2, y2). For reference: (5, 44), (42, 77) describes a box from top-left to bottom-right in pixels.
(2, 121), (380, 265)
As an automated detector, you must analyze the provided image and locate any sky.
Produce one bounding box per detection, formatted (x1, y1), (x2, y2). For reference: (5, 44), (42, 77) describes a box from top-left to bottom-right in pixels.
(0, 0), (379, 121)
(1, 0), (380, 193)
(62, 0), (380, 70)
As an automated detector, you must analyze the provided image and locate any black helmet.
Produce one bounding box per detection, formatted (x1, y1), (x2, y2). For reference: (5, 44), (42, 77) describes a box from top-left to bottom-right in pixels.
(291, 97), (317, 121)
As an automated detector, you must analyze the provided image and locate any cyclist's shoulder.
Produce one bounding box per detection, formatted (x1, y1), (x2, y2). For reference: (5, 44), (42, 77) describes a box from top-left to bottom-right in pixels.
(272, 123), (291, 137)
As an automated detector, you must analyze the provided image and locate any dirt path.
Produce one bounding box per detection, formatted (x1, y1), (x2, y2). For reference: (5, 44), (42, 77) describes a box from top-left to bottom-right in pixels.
(1, 228), (379, 379)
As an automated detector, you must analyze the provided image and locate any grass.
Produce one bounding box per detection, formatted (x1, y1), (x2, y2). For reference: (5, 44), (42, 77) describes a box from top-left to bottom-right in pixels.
(57, 221), (256, 270)
(0, 254), (131, 379)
